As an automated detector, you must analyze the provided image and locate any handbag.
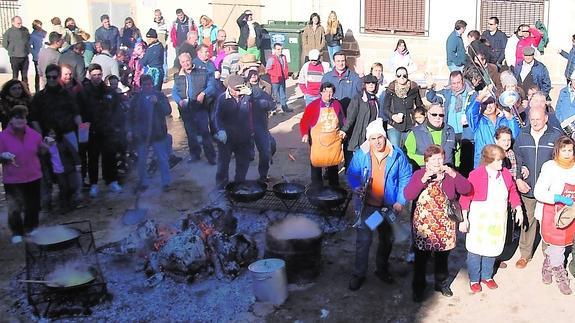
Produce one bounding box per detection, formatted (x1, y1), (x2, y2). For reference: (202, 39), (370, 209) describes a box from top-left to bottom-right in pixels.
(446, 198), (464, 223)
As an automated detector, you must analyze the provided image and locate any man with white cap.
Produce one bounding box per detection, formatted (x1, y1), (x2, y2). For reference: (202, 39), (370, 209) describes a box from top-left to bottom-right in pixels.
(298, 49), (331, 105)
(346, 118), (412, 291)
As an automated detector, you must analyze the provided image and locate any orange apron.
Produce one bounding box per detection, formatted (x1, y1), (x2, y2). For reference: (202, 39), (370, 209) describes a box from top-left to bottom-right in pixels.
(541, 183), (575, 246)
(310, 106), (343, 167)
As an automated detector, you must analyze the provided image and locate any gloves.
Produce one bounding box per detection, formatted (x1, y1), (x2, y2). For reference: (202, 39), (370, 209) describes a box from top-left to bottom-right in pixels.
(215, 130), (227, 144)
(554, 194), (574, 206)
(238, 85), (252, 96)
(0, 152), (15, 160)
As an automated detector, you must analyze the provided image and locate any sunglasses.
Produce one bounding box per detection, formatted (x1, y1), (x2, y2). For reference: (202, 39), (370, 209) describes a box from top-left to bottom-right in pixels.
(46, 75), (59, 80)
(429, 113), (445, 117)
(396, 74), (407, 78)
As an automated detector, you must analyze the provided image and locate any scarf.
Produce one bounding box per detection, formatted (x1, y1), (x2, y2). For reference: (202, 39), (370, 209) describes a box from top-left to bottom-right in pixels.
(555, 156), (575, 169)
(452, 87), (466, 112)
(394, 81), (410, 99)
(366, 91), (378, 119)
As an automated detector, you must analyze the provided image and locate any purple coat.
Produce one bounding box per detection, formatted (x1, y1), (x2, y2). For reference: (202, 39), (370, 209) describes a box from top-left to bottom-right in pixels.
(404, 168), (472, 201)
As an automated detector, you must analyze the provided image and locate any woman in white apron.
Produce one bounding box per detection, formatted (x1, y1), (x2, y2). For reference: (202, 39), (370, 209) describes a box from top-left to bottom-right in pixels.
(459, 144), (523, 293)
(533, 136), (575, 295)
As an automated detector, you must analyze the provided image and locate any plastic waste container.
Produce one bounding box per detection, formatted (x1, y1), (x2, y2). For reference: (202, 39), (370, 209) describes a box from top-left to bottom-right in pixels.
(262, 20), (306, 77)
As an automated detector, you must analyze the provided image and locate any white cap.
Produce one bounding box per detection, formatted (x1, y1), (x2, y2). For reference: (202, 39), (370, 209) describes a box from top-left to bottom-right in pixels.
(365, 118), (387, 139)
(308, 49), (320, 61)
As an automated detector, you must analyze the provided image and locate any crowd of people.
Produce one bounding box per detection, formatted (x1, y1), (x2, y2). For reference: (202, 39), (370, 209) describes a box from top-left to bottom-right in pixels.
(1, 8), (575, 304)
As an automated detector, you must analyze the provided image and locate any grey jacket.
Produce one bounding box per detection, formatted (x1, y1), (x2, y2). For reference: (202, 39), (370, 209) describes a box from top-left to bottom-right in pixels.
(58, 50), (86, 82)
(38, 47), (61, 77)
(2, 26), (30, 57)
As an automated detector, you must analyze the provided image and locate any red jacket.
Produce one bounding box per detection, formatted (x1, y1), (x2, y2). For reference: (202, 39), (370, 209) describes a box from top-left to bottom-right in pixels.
(459, 166), (521, 211)
(266, 54), (289, 84)
(299, 98), (345, 137)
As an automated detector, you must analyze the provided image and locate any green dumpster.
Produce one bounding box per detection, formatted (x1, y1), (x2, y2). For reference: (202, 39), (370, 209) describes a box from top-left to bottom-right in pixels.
(263, 20), (307, 77)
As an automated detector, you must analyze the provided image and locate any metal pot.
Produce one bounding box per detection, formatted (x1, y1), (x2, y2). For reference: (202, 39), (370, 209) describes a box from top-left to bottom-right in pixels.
(272, 182), (305, 200)
(226, 181), (268, 202)
(305, 186), (348, 209)
(26, 225), (81, 251)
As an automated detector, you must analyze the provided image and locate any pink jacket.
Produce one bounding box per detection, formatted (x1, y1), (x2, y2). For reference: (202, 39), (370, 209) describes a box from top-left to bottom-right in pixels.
(460, 166), (521, 211)
(0, 125), (43, 184)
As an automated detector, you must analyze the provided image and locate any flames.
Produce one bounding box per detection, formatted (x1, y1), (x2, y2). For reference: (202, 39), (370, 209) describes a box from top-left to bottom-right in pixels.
(198, 221), (216, 241)
(153, 224), (177, 251)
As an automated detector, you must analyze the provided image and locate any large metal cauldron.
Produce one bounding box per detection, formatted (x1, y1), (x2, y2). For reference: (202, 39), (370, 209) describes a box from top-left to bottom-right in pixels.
(264, 217), (323, 283)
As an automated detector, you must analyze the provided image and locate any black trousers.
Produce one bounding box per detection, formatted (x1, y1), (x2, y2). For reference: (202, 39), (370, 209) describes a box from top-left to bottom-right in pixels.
(5, 179), (41, 236)
(413, 249), (450, 293)
(88, 135), (118, 185)
(353, 206), (394, 277)
(10, 57), (29, 83)
(455, 133), (474, 178)
(33, 60), (40, 93)
(310, 164), (339, 188)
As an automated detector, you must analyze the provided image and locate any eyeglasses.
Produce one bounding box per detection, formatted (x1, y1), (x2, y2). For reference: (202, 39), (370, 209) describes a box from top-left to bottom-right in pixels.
(46, 75), (59, 80)
(429, 113), (445, 117)
(488, 23), (496, 26)
(396, 74), (407, 78)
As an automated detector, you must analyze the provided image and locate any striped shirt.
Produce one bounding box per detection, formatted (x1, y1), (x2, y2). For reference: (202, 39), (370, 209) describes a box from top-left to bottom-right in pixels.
(298, 61), (331, 96)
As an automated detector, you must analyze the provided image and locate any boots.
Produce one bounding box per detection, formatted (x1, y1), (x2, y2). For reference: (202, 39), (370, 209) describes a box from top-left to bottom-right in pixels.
(552, 266), (573, 295)
(542, 255), (553, 284)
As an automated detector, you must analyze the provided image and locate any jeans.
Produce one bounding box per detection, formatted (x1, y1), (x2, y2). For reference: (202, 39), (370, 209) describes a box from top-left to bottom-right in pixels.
(33, 60), (40, 93)
(447, 63), (464, 72)
(304, 95), (319, 106)
(5, 179), (41, 236)
(10, 57), (29, 83)
(272, 80), (287, 108)
(136, 139), (171, 186)
(413, 249), (450, 293)
(88, 134), (118, 185)
(386, 127), (404, 148)
(353, 205), (394, 277)
(179, 103), (216, 162)
(253, 128), (271, 180)
(163, 45), (168, 82)
(216, 139), (252, 189)
(467, 252), (496, 282)
(327, 45), (341, 67)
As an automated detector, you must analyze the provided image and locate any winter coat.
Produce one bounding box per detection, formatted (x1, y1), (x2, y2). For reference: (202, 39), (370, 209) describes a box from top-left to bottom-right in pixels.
(299, 98), (345, 137)
(30, 84), (79, 136)
(2, 26), (30, 57)
(140, 41), (164, 69)
(446, 30), (466, 67)
(560, 46), (575, 79)
(58, 50), (86, 83)
(513, 125), (563, 198)
(341, 91), (379, 151)
(382, 80), (424, 132)
(128, 91), (171, 144)
(172, 62), (217, 107)
(213, 91), (254, 143)
(30, 29), (46, 62)
(170, 15), (197, 48)
(325, 23), (343, 47)
(425, 85), (475, 136)
(534, 160), (575, 229)
(94, 25), (121, 55)
(320, 68), (363, 112)
(301, 24), (326, 56)
(404, 168), (472, 201)
(465, 98), (520, 167)
(459, 166), (521, 211)
(481, 29), (508, 65)
(78, 80), (124, 141)
(513, 59), (551, 97)
(91, 52), (119, 79)
(347, 141), (413, 207)
(555, 86), (575, 124)
(266, 54), (289, 84)
(237, 13), (262, 50)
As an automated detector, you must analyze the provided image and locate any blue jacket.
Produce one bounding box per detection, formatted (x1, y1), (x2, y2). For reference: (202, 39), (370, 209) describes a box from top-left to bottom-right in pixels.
(425, 85), (475, 137)
(560, 46), (575, 79)
(466, 98), (520, 166)
(321, 68), (363, 112)
(29, 29), (46, 61)
(250, 85), (275, 133)
(172, 63), (217, 105)
(446, 30), (466, 66)
(555, 86), (575, 124)
(140, 41), (164, 69)
(214, 91), (254, 143)
(513, 60), (552, 97)
(513, 125), (563, 197)
(347, 143), (412, 207)
(128, 90), (171, 144)
(94, 25), (121, 55)
(198, 24), (219, 44)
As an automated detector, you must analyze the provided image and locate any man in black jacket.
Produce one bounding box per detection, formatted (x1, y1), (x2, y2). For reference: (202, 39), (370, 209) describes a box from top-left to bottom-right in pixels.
(79, 63), (124, 198)
(481, 16), (508, 68)
(513, 104), (563, 269)
(237, 10), (262, 60)
(128, 75), (172, 191)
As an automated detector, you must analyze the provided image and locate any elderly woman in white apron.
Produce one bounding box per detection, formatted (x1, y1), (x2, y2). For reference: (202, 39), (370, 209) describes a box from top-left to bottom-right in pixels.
(534, 136), (575, 295)
(459, 144), (523, 293)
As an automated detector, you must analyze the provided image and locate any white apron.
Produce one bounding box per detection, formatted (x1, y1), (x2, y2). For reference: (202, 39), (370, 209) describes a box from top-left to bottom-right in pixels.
(465, 171), (508, 257)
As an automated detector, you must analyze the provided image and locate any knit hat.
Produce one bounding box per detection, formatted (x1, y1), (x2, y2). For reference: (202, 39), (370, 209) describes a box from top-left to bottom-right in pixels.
(146, 28), (158, 39)
(365, 118), (386, 139)
(223, 37), (238, 47)
(523, 46), (535, 56)
(308, 49), (320, 61)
